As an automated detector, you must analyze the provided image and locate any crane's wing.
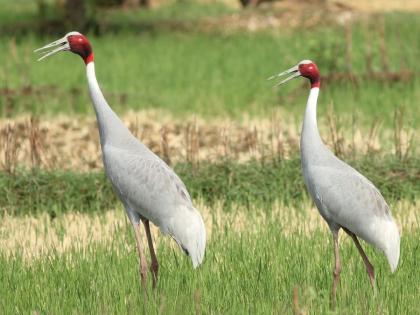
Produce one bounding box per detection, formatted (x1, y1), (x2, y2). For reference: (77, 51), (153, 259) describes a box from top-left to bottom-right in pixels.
(311, 165), (390, 223)
(103, 144), (193, 223)
(308, 163), (396, 244)
(308, 163), (400, 271)
(103, 144), (206, 267)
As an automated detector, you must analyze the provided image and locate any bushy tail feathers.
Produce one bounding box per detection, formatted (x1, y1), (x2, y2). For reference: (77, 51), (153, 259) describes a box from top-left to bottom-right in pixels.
(382, 218), (400, 272)
(166, 205), (206, 268)
(188, 208), (206, 268)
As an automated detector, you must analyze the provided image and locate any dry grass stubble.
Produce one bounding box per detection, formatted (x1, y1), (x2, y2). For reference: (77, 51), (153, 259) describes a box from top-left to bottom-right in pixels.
(1, 198), (417, 262)
(0, 110), (415, 172)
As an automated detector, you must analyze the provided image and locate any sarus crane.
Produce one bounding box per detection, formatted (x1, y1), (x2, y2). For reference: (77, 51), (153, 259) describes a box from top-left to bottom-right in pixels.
(269, 60), (400, 306)
(35, 32), (206, 290)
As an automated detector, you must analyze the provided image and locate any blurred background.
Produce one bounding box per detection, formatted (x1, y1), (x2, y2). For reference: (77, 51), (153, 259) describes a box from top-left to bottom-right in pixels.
(0, 0), (418, 170)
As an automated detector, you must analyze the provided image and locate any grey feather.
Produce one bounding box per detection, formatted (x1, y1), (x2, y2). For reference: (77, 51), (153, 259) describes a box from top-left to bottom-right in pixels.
(300, 88), (400, 271)
(86, 62), (206, 267)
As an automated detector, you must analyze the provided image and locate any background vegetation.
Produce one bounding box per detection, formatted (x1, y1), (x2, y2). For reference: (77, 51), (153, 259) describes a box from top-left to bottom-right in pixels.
(0, 0), (418, 314)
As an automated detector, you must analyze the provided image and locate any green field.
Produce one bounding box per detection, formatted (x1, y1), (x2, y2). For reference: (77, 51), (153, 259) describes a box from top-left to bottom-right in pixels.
(0, 1), (419, 314)
(0, 10), (419, 126)
(1, 209), (419, 314)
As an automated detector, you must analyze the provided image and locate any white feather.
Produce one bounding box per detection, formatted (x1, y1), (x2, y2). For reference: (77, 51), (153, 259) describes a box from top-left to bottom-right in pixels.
(370, 218), (400, 272)
(165, 205), (206, 268)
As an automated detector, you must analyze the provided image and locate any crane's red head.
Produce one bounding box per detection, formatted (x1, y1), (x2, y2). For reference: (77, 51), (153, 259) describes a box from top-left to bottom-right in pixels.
(35, 31), (94, 65)
(268, 59), (320, 88)
(298, 60), (320, 88)
(67, 33), (93, 64)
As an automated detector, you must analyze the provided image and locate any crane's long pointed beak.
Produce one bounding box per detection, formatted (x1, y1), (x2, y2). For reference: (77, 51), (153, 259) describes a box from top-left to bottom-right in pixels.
(34, 36), (70, 61)
(268, 65), (301, 86)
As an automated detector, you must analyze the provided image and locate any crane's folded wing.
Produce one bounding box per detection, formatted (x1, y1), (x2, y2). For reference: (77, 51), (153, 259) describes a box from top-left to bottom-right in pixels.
(102, 144), (193, 221)
(310, 165), (392, 231)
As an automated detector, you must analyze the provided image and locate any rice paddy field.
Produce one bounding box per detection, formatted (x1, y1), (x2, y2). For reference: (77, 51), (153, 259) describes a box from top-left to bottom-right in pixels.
(0, 0), (419, 314)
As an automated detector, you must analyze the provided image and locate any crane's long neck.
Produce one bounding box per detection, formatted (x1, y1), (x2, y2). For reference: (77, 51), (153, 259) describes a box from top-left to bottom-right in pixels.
(300, 87), (325, 164)
(86, 62), (134, 147)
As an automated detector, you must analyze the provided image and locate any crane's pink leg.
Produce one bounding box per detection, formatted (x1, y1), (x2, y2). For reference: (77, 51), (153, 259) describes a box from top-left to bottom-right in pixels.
(142, 219), (159, 289)
(133, 222), (148, 291)
(331, 231), (341, 309)
(344, 228), (375, 289)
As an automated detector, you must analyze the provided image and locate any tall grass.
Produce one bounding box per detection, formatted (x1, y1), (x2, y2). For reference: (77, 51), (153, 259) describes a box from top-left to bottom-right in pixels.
(1, 217), (418, 314)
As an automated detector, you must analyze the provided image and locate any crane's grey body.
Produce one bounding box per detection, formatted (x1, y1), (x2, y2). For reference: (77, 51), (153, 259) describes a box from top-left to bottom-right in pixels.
(301, 88), (400, 271)
(87, 62), (205, 267)
(35, 31), (205, 289)
(269, 59), (399, 305)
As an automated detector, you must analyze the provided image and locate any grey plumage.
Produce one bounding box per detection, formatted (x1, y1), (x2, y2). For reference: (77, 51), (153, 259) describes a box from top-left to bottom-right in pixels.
(35, 32), (206, 290)
(301, 87), (400, 272)
(86, 52), (206, 269)
(270, 60), (400, 306)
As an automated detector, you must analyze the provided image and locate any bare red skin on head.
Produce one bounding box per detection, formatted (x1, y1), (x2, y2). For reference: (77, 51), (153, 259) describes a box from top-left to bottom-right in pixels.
(299, 63), (320, 88)
(68, 34), (94, 65)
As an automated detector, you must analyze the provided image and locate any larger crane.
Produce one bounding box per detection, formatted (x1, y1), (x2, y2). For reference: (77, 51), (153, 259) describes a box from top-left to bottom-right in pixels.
(269, 60), (400, 306)
(35, 32), (206, 289)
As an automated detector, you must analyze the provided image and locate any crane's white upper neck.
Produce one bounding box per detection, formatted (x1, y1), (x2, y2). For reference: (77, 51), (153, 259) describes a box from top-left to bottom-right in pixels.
(86, 62), (96, 88)
(304, 87), (319, 127)
(301, 87), (324, 159)
(85, 62), (134, 147)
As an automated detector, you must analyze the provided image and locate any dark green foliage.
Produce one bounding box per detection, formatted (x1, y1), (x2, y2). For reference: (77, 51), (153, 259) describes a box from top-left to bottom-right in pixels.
(351, 157), (420, 201)
(178, 156), (420, 206)
(176, 158), (305, 209)
(1, 156), (418, 216)
(0, 170), (117, 216)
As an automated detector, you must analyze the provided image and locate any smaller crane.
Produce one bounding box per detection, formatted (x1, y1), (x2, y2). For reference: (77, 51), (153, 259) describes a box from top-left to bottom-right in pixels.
(35, 32), (206, 290)
(269, 60), (400, 307)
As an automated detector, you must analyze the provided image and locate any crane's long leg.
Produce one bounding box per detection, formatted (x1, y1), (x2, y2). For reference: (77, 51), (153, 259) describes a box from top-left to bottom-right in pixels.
(343, 228), (375, 290)
(142, 219), (159, 289)
(133, 222), (148, 291)
(331, 231), (341, 309)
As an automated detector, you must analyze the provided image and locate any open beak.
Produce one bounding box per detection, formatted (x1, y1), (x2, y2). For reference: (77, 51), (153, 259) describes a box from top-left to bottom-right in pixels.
(268, 65), (301, 86)
(34, 36), (70, 61)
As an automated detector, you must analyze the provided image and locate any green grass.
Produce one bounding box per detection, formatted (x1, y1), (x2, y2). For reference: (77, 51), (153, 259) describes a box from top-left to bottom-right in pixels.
(0, 0), (41, 27)
(0, 4), (419, 314)
(0, 13), (419, 127)
(1, 217), (418, 314)
(1, 156), (419, 216)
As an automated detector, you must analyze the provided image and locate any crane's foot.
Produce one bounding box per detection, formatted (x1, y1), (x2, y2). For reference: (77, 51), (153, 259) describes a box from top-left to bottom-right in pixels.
(150, 261), (159, 289)
(366, 263), (376, 295)
(139, 264), (148, 289)
(331, 231), (341, 310)
(133, 222), (149, 296)
(139, 263), (149, 308)
(331, 264), (342, 309)
(143, 219), (159, 289)
(331, 294), (337, 310)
